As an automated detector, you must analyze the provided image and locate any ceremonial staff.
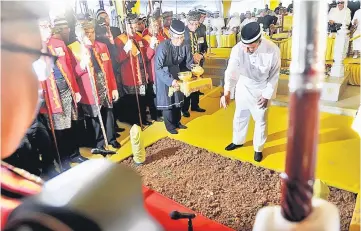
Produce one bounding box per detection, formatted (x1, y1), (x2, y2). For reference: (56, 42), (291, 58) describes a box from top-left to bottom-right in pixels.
(280, 0), (328, 222)
(75, 20), (115, 155)
(40, 81), (64, 172)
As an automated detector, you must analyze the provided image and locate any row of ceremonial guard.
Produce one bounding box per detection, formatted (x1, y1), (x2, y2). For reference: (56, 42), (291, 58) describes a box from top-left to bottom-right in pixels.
(4, 9), (208, 178)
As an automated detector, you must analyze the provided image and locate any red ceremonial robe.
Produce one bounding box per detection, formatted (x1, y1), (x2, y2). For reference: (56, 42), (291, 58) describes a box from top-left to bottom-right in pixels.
(114, 33), (148, 91)
(142, 33), (167, 83)
(68, 41), (117, 105)
(40, 37), (80, 114)
(1, 162), (43, 230)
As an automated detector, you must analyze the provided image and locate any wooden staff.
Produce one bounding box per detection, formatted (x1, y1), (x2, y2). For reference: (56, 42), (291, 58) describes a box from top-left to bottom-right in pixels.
(41, 81), (63, 172)
(280, 0), (328, 222)
(122, 0), (144, 130)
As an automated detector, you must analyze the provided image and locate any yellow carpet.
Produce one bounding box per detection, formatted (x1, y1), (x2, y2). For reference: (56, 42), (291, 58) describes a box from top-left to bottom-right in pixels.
(80, 86), (360, 193)
(173, 103), (360, 193)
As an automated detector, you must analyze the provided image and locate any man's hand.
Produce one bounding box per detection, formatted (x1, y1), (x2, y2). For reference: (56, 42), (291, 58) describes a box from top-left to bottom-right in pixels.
(257, 97), (269, 109)
(193, 53), (203, 64)
(75, 92), (82, 103)
(124, 40), (133, 53)
(172, 79), (180, 91)
(220, 91), (231, 109)
(112, 90), (119, 101)
(150, 36), (159, 49)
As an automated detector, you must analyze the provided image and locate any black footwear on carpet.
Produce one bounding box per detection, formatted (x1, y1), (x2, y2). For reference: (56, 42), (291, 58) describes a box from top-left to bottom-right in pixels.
(110, 141), (121, 149)
(60, 160), (72, 171)
(199, 92), (205, 95)
(91, 147), (116, 156)
(182, 111), (190, 117)
(116, 133), (121, 138)
(168, 129), (178, 134)
(142, 120), (152, 126)
(191, 107), (206, 113)
(177, 123), (187, 129)
(153, 117), (164, 122)
(225, 143), (243, 151)
(70, 155), (89, 163)
(254, 152), (263, 162)
(116, 127), (126, 132)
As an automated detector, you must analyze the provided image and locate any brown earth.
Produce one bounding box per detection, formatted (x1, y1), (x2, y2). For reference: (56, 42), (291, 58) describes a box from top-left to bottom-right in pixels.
(121, 138), (356, 231)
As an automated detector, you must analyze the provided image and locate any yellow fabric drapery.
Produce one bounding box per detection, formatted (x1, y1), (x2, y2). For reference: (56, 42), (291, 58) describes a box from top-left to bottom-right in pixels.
(206, 35), (217, 48)
(221, 34), (236, 47)
(265, 36), (360, 85)
(269, 0), (280, 10)
(223, 0), (232, 18)
(346, 63), (360, 86)
(282, 15), (293, 32)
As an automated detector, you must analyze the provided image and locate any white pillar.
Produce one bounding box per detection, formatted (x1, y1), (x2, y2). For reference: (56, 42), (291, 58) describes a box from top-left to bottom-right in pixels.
(330, 0), (350, 78)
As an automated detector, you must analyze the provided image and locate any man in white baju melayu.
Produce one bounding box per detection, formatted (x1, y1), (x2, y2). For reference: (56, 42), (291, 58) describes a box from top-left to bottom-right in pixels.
(220, 22), (281, 162)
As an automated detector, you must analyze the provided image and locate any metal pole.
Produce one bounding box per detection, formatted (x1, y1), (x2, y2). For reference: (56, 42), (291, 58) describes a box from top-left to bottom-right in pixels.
(280, 0), (328, 222)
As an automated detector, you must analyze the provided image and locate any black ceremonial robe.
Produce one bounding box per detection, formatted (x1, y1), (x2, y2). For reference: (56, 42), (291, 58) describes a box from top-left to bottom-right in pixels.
(155, 39), (193, 110)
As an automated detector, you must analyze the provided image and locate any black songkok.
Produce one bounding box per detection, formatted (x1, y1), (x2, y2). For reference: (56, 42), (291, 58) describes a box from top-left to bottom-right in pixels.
(125, 13), (139, 24)
(240, 22), (262, 44)
(96, 9), (107, 19)
(162, 11), (173, 18)
(170, 20), (185, 35)
(197, 9), (207, 15)
(187, 10), (200, 22)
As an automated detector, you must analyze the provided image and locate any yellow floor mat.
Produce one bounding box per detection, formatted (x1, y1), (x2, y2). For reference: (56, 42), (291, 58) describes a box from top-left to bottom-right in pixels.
(80, 87), (360, 193)
(173, 103), (360, 193)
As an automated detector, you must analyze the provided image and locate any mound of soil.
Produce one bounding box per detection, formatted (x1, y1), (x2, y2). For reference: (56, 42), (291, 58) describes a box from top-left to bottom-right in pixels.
(121, 138), (356, 231)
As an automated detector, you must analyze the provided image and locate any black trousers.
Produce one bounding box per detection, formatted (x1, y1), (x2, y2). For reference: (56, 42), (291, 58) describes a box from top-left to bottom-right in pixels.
(54, 126), (79, 162)
(86, 107), (116, 148)
(162, 107), (181, 131)
(122, 94), (147, 125)
(35, 115), (57, 170)
(182, 92), (200, 112)
(4, 115), (56, 176)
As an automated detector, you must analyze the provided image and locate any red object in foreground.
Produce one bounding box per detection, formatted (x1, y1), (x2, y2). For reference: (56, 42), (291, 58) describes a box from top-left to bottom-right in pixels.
(143, 186), (235, 231)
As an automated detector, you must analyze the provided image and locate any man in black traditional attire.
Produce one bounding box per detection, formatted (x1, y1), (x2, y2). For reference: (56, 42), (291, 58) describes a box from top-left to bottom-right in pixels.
(155, 20), (193, 134)
(180, 11), (206, 118)
(197, 9), (208, 67)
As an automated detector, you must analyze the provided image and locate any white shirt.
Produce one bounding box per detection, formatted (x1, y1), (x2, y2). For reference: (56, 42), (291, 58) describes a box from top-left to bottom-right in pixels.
(328, 7), (351, 25)
(224, 39), (281, 101)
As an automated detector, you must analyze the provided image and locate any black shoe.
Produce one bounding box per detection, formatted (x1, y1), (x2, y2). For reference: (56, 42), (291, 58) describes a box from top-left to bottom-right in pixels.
(142, 120), (152, 126)
(168, 129), (178, 134)
(152, 117), (164, 122)
(177, 123), (187, 129)
(60, 160), (71, 171)
(116, 133), (121, 138)
(116, 127), (125, 133)
(182, 111), (190, 117)
(254, 152), (263, 162)
(199, 92), (205, 95)
(110, 141), (121, 149)
(91, 147), (116, 156)
(225, 143), (243, 151)
(191, 107), (206, 112)
(70, 155), (89, 163)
